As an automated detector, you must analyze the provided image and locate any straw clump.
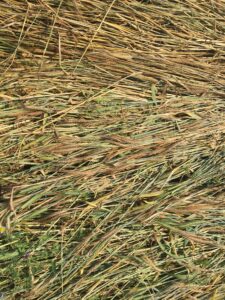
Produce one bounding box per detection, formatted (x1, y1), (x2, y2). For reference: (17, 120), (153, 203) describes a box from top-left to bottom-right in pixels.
(0, 0), (225, 299)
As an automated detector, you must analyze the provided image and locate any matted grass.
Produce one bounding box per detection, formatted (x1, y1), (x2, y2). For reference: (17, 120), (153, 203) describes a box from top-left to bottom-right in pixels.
(0, 0), (225, 299)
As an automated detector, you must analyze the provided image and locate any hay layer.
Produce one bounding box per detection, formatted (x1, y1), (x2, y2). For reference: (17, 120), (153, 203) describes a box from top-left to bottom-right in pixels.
(0, 0), (225, 299)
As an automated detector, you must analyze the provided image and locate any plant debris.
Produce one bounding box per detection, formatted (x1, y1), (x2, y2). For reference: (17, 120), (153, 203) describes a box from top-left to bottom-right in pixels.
(0, 0), (225, 299)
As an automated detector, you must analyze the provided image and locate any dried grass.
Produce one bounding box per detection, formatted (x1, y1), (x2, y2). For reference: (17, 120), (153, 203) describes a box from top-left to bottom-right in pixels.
(0, 0), (225, 299)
